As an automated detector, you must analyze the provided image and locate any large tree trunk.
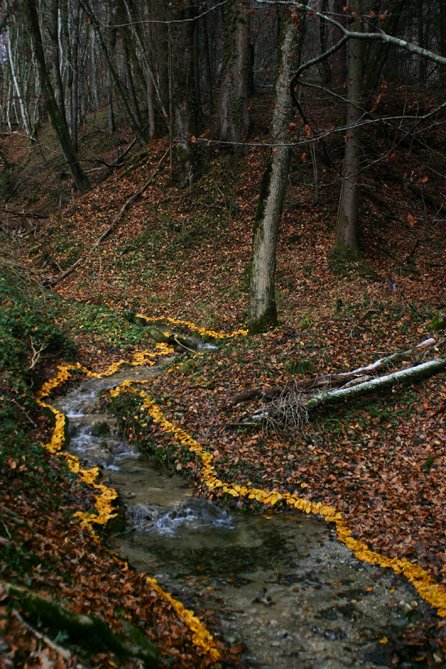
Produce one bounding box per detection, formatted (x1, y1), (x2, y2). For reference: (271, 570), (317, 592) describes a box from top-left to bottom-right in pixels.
(216, 0), (250, 144)
(333, 0), (363, 258)
(249, 10), (305, 333)
(23, 0), (90, 193)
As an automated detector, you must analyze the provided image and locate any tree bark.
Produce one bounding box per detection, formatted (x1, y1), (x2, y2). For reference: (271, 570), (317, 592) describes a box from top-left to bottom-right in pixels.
(249, 9), (305, 333)
(334, 0), (363, 258)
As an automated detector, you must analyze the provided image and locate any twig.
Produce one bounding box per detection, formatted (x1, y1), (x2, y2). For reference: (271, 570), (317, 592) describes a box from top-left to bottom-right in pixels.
(11, 398), (38, 428)
(0, 208), (48, 219)
(172, 336), (196, 354)
(12, 610), (73, 661)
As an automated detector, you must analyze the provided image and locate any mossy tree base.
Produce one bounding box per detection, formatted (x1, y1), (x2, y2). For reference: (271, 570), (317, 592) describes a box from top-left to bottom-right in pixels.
(249, 304), (278, 335)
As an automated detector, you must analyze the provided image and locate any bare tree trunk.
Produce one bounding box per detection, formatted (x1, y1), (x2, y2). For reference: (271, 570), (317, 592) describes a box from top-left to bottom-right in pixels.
(63, 0), (81, 149)
(48, 0), (66, 120)
(78, 0), (147, 144)
(249, 10), (305, 333)
(6, 26), (32, 136)
(364, 0), (405, 95)
(23, 0), (90, 192)
(319, 0), (331, 84)
(417, 0), (427, 84)
(334, 0), (363, 258)
(216, 0), (250, 145)
(170, 0), (200, 185)
(331, 0), (347, 91)
(105, 22), (116, 136)
(121, 0), (167, 138)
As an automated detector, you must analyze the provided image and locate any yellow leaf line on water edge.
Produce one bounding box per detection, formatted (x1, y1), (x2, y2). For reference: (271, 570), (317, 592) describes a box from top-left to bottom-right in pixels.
(145, 576), (221, 661)
(136, 312), (248, 339)
(114, 385), (446, 619)
(35, 349), (220, 662)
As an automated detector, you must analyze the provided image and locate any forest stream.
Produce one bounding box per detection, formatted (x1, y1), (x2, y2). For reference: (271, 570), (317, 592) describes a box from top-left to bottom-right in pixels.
(53, 364), (431, 669)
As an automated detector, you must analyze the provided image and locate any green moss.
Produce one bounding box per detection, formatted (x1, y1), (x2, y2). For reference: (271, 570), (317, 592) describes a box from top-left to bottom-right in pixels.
(6, 584), (157, 666)
(248, 303), (278, 334)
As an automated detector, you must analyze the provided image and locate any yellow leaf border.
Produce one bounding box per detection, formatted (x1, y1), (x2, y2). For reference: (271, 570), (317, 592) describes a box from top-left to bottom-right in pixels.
(35, 314), (446, 662)
(36, 344), (221, 662)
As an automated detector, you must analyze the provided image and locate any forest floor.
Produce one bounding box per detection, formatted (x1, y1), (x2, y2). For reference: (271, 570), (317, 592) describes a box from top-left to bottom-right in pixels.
(1, 90), (446, 666)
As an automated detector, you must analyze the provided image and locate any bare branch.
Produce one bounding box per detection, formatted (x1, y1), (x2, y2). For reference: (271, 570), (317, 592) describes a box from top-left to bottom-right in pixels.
(101, 0), (230, 28)
(255, 1), (446, 65)
(28, 337), (46, 370)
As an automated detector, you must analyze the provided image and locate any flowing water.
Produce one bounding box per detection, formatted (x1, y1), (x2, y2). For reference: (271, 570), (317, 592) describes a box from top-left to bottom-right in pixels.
(54, 367), (432, 669)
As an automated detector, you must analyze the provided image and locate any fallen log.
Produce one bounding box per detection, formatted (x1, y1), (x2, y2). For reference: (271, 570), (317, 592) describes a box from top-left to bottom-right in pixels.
(245, 353), (446, 432)
(305, 358), (446, 412)
(225, 337), (443, 412)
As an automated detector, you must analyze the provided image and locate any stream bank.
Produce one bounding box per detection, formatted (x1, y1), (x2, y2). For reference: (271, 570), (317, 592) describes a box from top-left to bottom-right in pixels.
(53, 365), (435, 669)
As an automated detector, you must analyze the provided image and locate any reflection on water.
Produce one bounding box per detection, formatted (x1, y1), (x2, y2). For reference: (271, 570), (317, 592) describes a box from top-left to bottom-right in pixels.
(54, 369), (430, 669)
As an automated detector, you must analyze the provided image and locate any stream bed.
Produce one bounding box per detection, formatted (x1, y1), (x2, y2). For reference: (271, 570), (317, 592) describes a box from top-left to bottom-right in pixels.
(54, 367), (431, 669)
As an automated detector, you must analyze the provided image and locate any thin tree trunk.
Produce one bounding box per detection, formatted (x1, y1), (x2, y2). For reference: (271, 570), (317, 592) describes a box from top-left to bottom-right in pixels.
(23, 0), (90, 192)
(331, 0), (347, 91)
(249, 10), (305, 333)
(334, 0), (363, 257)
(64, 0), (81, 149)
(49, 0), (66, 119)
(6, 27), (32, 136)
(319, 0), (331, 84)
(364, 0), (405, 95)
(417, 0), (427, 84)
(78, 0), (147, 144)
(122, 0), (169, 138)
(106, 26), (116, 136)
